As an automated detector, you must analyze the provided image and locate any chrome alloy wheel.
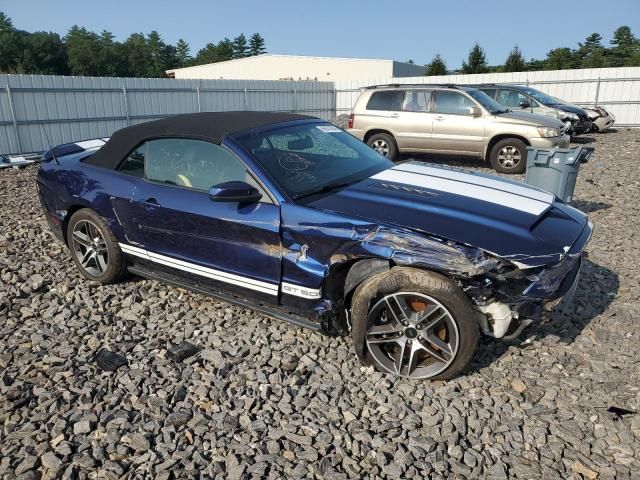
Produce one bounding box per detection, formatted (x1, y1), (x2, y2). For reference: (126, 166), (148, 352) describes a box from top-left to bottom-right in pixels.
(71, 219), (109, 277)
(371, 139), (390, 157)
(496, 145), (522, 169)
(365, 292), (460, 379)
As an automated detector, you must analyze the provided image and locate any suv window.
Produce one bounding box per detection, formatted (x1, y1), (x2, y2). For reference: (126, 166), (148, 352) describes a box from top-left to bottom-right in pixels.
(479, 88), (496, 99)
(434, 91), (477, 115)
(402, 90), (430, 112)
(142, 138), (248, 191)
(366, 90), (404, 111)
(497, 89), (530, 108)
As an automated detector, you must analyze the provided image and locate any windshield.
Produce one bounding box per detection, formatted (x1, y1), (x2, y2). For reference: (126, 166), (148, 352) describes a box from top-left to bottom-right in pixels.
(466, 89), (508, 114)
(234, 122), (393, 200)
(522, 87), (564, 105)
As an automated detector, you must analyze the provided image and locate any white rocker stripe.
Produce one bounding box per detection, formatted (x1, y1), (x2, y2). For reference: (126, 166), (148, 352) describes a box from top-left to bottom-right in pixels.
(281, 282), (322, 299)
(393, 163), (555, 204)
(372, 169), (550, 216)
(118, 243), (278, 296)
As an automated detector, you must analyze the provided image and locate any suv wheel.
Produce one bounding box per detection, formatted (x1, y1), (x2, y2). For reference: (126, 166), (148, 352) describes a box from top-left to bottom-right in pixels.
(350, 267), (479, 380)
(489, 138), (527, 174)
(367, 133), (398, 160)
(67, 209), (128, 284)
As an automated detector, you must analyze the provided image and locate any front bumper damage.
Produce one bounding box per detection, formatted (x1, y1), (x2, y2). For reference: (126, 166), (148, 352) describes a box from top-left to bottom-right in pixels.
(463, 220), (591, 339)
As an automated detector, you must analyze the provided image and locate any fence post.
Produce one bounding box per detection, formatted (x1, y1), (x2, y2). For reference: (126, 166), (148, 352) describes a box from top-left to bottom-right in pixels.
(196, 83), (201, 112)
(292, 88), (297, 113)
(244, 87), (248, 110)
(122, 86), (130, 125)
(5, 85), (22, 154)
(594, 77), (601, 107)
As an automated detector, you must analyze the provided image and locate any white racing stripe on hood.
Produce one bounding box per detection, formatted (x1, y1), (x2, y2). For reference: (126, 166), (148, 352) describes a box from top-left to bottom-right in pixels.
(372, 168), (551, 216)
(394, 163), (555, 204)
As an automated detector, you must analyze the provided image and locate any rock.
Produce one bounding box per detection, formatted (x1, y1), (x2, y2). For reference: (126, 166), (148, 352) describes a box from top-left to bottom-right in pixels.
(73, 420), (91, 435)
(122, 433), (151, 452)
(511, 379), (528, 393)
(40, 452), (62, 471)
(572, 461), (598, 479)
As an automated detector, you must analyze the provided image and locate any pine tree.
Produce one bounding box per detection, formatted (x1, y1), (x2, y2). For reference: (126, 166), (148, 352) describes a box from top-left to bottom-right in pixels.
(232, 33), (249, 58)
(175, 38), (191, 66)
(425, 54), (447, 76)
(461, 43), (488, 74)
(504, 46), (526, 72)
(577, 33), (605, 67)
(609, 26), (639, 66)
(545, 47), (576, 70)
(249, 33), (266, 56)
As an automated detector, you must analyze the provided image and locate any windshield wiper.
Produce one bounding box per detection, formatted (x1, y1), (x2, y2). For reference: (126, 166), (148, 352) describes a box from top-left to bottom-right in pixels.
(293, 179), (360, 200)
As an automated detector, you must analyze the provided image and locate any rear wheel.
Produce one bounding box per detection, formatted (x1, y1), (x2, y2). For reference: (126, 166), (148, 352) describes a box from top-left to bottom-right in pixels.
(350, 267), (479, 380)
(367, 133), (398, 160)
(489, 138), (527, 174)
(67, 209), (127, 284)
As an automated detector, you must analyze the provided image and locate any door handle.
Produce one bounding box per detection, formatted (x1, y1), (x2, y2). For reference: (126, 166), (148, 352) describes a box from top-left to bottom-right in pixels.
(435, 116), (445, 121)
(389, 113), (400, 118)
(143, 197), (159, 211)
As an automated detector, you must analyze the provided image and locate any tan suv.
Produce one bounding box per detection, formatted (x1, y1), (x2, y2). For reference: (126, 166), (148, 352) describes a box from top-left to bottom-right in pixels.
(347, 84), (569, 173)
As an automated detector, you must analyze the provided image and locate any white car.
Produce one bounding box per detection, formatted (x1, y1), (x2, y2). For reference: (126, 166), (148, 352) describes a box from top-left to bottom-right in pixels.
(584, 106), (615, 132)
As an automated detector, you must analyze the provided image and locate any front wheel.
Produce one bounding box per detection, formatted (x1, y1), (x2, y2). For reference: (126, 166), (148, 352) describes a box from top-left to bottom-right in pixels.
(350, 267), (479, 380)
(489, 138), (527, 174)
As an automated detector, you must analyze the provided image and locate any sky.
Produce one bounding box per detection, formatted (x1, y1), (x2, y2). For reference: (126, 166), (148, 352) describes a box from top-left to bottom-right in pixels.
(2, 0), (639, 68)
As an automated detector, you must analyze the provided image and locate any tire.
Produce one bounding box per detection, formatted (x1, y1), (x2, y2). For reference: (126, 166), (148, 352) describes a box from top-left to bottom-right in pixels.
(367, 133), (398, 161)
(350, 267), (479, 380)
(66, 209), (128, 284)
(489, 138), (527, 174)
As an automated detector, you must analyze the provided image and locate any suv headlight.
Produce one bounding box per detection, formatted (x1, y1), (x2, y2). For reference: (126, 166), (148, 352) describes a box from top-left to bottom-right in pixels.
(557, 111), (579, 121)
(537, 126), (561, 138)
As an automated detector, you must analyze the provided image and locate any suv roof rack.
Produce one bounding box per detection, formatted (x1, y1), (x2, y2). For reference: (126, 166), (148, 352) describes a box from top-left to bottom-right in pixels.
(364, 83), (460, 90)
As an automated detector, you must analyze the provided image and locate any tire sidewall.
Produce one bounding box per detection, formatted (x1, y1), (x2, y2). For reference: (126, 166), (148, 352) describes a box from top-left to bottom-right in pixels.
(350, 267), (479, 380)
(66, 209), (125, 283)
(490, 138), (527, 174)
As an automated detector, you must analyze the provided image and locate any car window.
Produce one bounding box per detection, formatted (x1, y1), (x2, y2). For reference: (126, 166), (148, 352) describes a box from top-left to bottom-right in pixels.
(434, 91), (477, 115)
(235, 122), (392, 199)
(402, 90), (430, 112)
(118, 144), (145, 177)
(497, 89), (530, 108)
(366, 90), (404, 111)
(143, 138), (249, 191)
(479, 88), (496, 99)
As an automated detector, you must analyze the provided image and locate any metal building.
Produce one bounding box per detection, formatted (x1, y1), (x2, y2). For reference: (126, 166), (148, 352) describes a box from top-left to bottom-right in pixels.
(166, 54), (426, 81)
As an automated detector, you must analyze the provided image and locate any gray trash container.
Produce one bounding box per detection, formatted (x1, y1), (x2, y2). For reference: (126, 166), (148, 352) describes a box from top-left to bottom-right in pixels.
(524, 145), (594, 203)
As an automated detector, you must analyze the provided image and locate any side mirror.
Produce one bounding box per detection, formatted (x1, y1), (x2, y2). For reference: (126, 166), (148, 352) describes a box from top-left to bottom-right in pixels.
(469, 106), (482, 117)
(519, 100), (530, 108)
(208, 181), (262, 203)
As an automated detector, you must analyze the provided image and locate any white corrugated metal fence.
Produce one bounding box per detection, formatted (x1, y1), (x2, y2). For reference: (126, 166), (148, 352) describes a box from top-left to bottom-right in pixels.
(0, 75), (335, 155)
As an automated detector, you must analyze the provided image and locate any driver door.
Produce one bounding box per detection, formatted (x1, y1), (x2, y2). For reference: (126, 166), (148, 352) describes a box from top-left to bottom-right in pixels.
(124, 137), (282, 301)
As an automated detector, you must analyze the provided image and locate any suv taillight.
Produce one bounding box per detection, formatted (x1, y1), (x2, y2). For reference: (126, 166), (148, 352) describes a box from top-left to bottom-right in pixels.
(348, 113), (354, 129)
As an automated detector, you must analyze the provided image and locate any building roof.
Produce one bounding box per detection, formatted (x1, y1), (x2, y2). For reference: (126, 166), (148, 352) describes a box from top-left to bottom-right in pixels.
(85, 111), (314, 169)
(166, 54), (412, 74)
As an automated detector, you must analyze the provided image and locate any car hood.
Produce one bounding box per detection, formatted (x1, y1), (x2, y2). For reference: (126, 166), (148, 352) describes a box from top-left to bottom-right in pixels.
(492, 111), (564, 128)
(306, 162), (588, 268)
(548, 103), (588, 116)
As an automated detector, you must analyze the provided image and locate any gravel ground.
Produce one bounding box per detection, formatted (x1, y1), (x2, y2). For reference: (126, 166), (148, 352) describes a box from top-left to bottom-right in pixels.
(1, 127), (639, 479)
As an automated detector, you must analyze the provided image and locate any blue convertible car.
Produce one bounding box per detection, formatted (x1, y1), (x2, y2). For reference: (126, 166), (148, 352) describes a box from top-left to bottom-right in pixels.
(37, 112), (591, 380)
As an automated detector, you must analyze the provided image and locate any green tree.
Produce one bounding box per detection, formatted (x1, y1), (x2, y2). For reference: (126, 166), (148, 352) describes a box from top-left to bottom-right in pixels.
(425, 54), (447, 76)
(504, 46), (526, 72)
(461, 43), (488, 74)
(20, 31), (68, 74)
(120, 33), (149, 77)
(175, 38), (191, 66)
(609, 26), (639, 66)
(64, 25), (104, 75)
(232, 33), (248, 58)
(217, 38), (234, 61)
(0, 12), (21, 72)
(249, 33), (266, 56)
(545, 47), (576, 70)
(577, 33), (606, 67)
(146, 30), (170, 77)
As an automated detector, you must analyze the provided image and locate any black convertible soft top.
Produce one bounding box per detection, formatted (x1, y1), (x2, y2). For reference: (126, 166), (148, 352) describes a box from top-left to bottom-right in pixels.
(84, 111), (315, 169)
